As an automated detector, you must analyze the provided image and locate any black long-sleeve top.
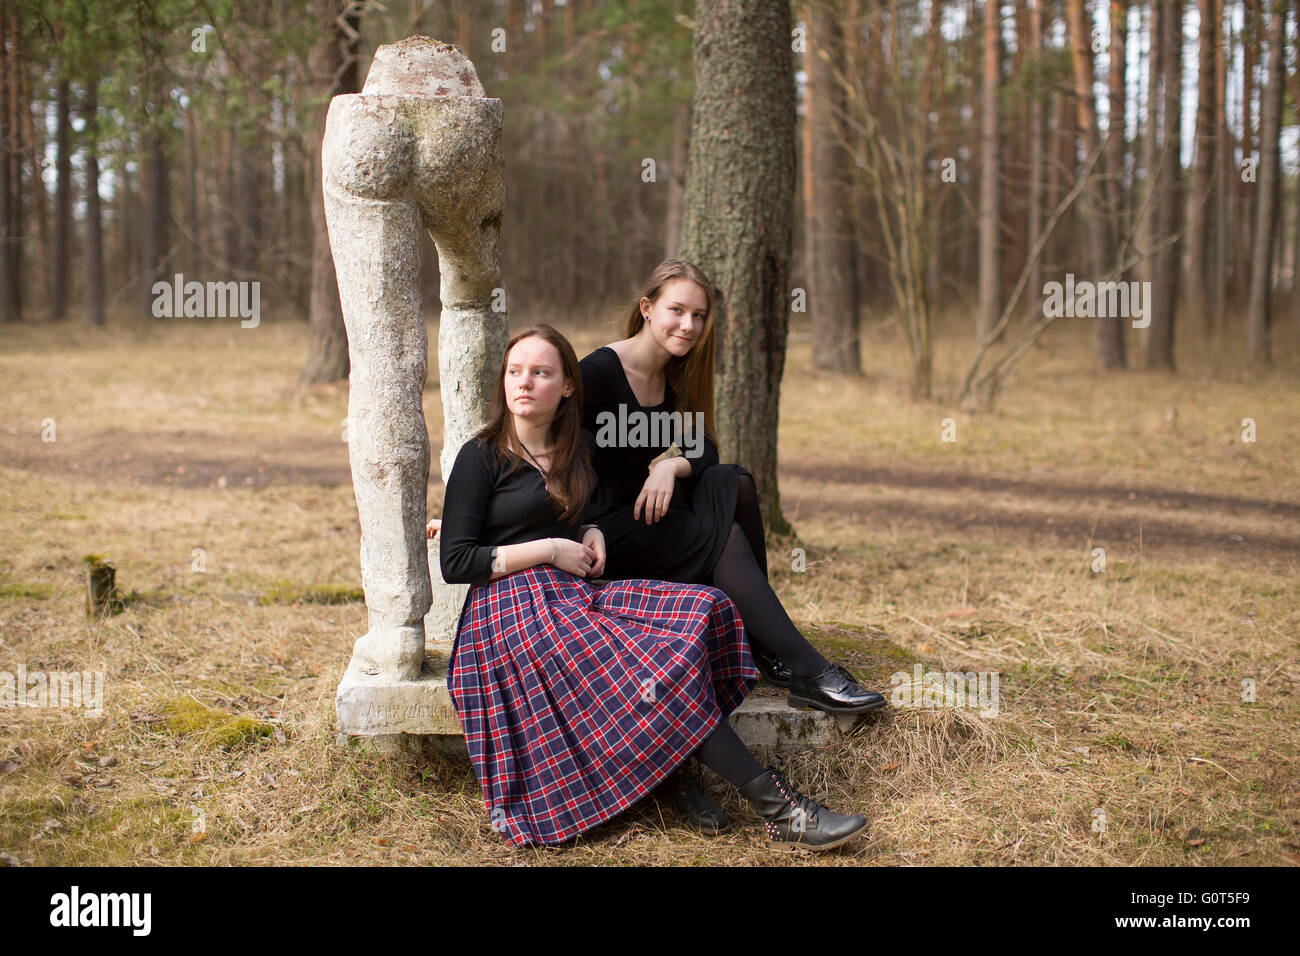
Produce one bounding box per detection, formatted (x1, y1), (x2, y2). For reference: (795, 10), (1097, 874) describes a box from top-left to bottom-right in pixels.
(438, 432), (608, 587)
(579, 345), (719, 507)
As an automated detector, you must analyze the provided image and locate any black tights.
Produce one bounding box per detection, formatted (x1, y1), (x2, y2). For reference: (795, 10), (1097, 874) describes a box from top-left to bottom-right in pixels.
(732, 468), (769, 578)
(709, 474), (828, 680)
(693, 718), (765, 789)
(689, 474), (831, 791)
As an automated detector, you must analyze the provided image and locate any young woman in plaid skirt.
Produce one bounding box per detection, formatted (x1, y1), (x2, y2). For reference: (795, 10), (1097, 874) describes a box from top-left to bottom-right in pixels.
(429, 324), (870, 852)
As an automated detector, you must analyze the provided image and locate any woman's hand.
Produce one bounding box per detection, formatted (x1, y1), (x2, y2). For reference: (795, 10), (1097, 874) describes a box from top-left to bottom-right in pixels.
(634, 461), (678, 524)
(426, 517), (442, 539)
(552, 537), (598, 577)
(581, 527), (606, 577)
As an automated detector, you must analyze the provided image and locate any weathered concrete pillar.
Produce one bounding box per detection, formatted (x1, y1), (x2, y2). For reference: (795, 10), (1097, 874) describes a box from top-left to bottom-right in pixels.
(324, 37), (506, 743)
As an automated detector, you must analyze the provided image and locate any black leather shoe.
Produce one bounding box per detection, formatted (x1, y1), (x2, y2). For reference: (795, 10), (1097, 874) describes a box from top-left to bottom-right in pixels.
(740, 765), (868, 851)
(751, 645), (792, 687)
(787, 662), (887, 715)
(659, 760), (730, 835)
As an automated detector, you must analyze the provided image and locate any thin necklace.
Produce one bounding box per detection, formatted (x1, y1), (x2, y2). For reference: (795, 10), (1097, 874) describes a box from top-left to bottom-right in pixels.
(517, 438), (552, 492)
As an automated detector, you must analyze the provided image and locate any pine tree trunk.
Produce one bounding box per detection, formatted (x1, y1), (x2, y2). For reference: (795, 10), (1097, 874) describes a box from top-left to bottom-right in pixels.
(977, 0), (1002, 344)
(142, 85), (169, 320)
(1138, 2), (1160, 321)
(301, 0), (361, 385)
(118, 160), (134, 310)
(185, 103), (200, 284)
(239, 138), (263, 279)
(807, 0), (861, 373)
(1067, 0), (1123, 369)
(83, 80), (104, 327)
(52, 73), (71, 319)
(924, 0), (946, 307)
(1108, 0), (1129, 286)
(563, 0), (579, 308)
(2, 1), (24, 322)
(1027, 0), (1044, 305)
(1292, 93), (1300, 319)
(1187, 0), (1217, 331)
(280, 68), (308, 315)
(1212, 0), (1228, 319)
(1146, 0), (1182, 369)
(1246, 0), (1286, 363)
(1237, 0), (1258, 303)
(221, 120), (236, 273)
(665, 102), (689, 259)
(22, 25), (44, 314)
(0, 1), (11, 323)
(678, 0), (796, 535)
(801, 4), (817, 300)
(505, 0), (523, 78)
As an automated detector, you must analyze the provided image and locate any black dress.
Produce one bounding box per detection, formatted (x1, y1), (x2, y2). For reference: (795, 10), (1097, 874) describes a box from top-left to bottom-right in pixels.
(438, 435), (589, 587)
(579, 345), (746, 584)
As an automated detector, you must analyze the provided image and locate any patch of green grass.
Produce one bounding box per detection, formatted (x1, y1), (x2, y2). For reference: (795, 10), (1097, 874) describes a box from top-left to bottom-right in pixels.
(0, 792), (75, 846)
(0, 790), (195, 866)
(0, 581), (53, 599)
(799, 624), (916, 684)
(161, 696), (275, 747)
(257, 580), (364, 605)
(1091, 731), (1136, 753)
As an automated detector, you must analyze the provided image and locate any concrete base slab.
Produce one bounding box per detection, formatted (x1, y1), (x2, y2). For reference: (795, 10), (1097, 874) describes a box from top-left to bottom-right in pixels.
(334, 647), (463, 737)
(335, 676), (867, 756)
(730, 686), (865, 749)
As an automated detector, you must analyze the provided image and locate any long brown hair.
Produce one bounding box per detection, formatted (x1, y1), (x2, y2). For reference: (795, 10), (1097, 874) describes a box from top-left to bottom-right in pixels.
(623, 258), (718, 444)
(475, 323), (595, 524)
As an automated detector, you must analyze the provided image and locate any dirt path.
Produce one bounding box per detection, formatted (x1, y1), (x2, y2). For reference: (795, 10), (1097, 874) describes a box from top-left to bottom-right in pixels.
(781, 462), (1300, 563)
(5, 425), (1297, 563)
(1, 426), (352, 489)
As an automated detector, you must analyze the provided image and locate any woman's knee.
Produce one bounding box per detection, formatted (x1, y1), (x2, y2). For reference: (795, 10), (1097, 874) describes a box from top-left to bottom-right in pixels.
(737, 470), (758, 505)
(734, 474), (762, 523)
(721, 521), (750, 558)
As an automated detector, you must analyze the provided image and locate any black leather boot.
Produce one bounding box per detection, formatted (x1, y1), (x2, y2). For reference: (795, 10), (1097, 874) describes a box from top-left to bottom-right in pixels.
(787, 663), (886, 714)
(740, 765), (868, 851)
(751, 644), (792, 687)
(659, 759), (730, 835)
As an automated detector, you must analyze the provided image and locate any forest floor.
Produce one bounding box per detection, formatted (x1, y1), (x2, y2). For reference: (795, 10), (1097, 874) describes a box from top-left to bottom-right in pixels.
(1, 308), (1297, 866)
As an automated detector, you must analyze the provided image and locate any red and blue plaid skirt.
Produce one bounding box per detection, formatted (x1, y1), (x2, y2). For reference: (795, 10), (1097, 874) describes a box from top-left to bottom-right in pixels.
(446, 565), (757, 848)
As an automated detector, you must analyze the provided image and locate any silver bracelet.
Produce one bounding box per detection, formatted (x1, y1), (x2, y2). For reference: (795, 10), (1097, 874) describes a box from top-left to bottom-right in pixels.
(549, 538), (558, 565)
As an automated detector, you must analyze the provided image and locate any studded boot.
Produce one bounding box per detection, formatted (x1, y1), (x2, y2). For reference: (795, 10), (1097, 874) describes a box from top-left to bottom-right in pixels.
(739, 765), (868, 851)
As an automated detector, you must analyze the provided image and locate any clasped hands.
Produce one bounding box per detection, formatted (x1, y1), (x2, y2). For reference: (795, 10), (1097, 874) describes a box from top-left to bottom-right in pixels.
(425, 518), (607, 578)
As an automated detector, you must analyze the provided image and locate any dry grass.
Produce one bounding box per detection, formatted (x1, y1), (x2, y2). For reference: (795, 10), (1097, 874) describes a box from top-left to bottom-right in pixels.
(1, 305), (1297, 866)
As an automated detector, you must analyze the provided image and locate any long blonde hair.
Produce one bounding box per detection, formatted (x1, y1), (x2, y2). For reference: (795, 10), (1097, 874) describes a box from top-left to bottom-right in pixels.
(623, 258), (718, 444)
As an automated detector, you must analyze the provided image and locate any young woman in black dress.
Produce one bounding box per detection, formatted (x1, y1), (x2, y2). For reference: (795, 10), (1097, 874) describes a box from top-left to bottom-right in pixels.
(429, 323), (870, 851)
(579, 259), (886, 825)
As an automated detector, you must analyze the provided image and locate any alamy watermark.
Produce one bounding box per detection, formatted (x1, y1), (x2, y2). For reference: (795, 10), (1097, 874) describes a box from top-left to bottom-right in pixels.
(1042, 273), (1152, 329)
(151, 272), (260, 327)
(594, 403), (705, 459)
(49, 886), (150, 936)
(1, 665), (105, 717)
(888, 664), (999, 718)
